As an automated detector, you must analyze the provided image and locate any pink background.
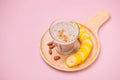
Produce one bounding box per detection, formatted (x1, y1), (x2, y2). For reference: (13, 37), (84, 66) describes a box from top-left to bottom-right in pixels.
(0, 0), (120, 80)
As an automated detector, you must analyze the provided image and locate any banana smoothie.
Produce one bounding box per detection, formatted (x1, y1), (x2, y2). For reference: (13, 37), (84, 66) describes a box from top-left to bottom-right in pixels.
(49, 20), (79, 55)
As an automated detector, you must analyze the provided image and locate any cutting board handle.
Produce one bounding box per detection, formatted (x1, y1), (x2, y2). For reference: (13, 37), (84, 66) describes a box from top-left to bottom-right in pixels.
(81, 10), (110, 33)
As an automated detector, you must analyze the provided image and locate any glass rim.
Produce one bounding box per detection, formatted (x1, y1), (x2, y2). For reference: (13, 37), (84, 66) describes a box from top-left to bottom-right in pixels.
(49, 19), (80, 44)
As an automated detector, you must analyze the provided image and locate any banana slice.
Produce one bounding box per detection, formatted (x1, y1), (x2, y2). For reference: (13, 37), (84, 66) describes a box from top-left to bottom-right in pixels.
(66, 53), (82, 67)
(65, 22), (92, 67)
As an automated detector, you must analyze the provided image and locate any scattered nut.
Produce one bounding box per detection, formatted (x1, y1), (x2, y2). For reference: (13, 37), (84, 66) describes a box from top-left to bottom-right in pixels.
(47, 41), (54, 46)
(54, 56), (61, 61)
(49, 45), (55, 49)
(49, 49), (52, 55)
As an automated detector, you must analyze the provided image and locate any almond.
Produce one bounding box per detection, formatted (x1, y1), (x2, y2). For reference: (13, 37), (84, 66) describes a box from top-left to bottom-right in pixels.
(54, 56), (61, 60)
(49, 49), (52, 55)
(49, 45), (55, 49)
(47, 41), (54, 46)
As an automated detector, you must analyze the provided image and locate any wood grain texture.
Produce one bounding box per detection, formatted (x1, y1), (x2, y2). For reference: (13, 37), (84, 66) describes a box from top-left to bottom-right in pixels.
(81, 10), (110, 34)
(40, 10), (110, 71)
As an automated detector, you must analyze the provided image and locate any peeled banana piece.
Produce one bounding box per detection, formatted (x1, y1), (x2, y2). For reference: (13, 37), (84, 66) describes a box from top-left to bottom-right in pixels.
(66, 22), (92, 67)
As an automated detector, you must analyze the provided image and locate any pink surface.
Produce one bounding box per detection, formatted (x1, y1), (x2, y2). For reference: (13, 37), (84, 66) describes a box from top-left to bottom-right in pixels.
(0, 0), (120, 80)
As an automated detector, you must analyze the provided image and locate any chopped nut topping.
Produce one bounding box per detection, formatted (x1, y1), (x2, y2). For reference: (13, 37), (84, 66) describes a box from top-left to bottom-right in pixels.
(57, 29), (68, 42)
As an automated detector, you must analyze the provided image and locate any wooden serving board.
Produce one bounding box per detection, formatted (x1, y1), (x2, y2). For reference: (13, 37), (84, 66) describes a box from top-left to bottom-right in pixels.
(40, 10), (110, 71)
